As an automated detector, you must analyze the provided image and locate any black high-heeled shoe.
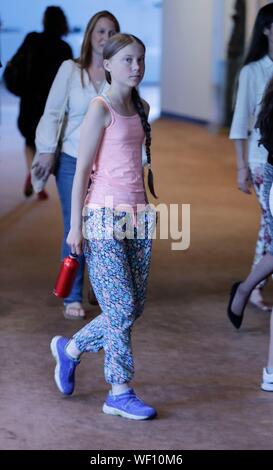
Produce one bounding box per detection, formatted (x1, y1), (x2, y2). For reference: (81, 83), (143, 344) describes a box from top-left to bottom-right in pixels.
(227, 281), (246, 329)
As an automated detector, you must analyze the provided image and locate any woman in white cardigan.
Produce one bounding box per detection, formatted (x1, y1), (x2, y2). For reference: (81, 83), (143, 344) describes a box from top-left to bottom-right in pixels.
(33, 11), (120, 319)
(230, 3), (273, 311)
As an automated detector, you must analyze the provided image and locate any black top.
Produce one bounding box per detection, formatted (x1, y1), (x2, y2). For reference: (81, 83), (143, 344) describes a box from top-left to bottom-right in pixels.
(17, 31), (73, 145)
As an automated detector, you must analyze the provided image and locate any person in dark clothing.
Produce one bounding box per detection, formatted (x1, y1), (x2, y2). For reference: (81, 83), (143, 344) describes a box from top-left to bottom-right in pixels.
(15, 6), (73, 198)
(227, 75), (273, 392)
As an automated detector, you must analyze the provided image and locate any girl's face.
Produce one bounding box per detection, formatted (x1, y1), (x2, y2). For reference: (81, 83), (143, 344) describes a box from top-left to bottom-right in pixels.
(91, 17), (117, 56)
(105, 42), (145, 87)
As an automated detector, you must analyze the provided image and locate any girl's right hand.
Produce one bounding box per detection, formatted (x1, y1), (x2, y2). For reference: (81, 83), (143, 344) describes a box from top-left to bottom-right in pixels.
(66, 228), (83, 255)
(237, 167), (252, 194)
(32, 153), (55, 180)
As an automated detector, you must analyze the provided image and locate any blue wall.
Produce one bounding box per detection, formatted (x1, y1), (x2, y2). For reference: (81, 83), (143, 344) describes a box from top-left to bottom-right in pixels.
(0, 0), (162, 83)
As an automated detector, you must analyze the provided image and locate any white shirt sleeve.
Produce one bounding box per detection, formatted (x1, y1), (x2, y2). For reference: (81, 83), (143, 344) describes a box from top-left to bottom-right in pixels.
(229, 65), (256, 140)
(35, 59), (74, 153)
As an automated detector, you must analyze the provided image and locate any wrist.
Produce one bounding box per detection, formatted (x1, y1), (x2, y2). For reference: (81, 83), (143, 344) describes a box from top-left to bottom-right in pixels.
(71, 225), (82, 231)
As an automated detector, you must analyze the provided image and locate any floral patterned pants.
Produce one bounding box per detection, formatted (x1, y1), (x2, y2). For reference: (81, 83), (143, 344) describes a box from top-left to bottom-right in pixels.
(73, 207), (155, 384)
(249, 162), (272, 285)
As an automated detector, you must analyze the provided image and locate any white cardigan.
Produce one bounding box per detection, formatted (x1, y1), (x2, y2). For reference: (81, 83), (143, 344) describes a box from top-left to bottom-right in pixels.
(35, 59), (110, 158)
(229, 55), (273, 166)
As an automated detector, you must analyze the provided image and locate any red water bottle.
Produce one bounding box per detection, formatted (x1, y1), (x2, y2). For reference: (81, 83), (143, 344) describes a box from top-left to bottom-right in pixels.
(53, 254), (79, 298)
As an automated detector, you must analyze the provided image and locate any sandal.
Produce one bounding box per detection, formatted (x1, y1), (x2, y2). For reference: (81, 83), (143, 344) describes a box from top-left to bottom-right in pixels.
(63, 302), (86, 320)
(249, 288), (272, 313)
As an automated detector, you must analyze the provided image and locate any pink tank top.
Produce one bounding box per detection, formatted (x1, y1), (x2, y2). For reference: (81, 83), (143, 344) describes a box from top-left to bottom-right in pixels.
(84, 95), (146, 210)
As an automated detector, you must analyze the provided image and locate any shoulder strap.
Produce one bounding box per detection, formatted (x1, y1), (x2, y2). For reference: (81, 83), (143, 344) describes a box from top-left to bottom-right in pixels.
(62, 61), (75, 114)
(55, 61), (75, 140)
(92, 95), (115, 125)
(95, 94), (112, 110)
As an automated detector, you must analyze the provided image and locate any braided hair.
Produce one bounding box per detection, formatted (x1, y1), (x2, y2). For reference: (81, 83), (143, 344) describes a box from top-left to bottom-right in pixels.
(132, 88), (157, 198)
(103, 33), (157, 198)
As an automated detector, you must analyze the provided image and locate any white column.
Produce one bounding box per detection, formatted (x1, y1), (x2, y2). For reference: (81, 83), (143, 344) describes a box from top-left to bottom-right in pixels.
(161, 0), (241, 126)
(161, 0), (217, 123)
(246, 0), (272, 41)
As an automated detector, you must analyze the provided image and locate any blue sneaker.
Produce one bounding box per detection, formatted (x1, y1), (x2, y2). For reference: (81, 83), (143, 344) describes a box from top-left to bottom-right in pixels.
(50, 336), (80, 395)
(102, 388), (157, 420)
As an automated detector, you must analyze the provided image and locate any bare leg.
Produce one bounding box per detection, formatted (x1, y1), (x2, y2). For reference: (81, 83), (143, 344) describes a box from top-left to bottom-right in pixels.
(66, 339), (81, 359)
(23, 145), (35, 197)
(25, 144), (35, 170)
(112, 384), (130, 395)
(249, 287), (271, 312)
(232, 253), (273, 316)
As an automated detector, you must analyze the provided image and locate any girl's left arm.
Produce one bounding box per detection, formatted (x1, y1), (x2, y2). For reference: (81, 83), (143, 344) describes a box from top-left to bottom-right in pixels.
(67, 100), (107, 254)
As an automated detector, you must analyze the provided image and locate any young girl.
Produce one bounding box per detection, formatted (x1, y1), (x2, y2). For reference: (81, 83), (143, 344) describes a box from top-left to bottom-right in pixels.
(229, 4), (273, 312)
(50, 33), (157, 420)
(227, 75), (273, 392)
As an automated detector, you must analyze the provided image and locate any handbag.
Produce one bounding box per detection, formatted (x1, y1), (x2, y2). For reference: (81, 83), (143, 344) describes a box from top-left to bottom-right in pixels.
(31, 63), (74, 193)
(3, 33), (34, 96)
(4, 44), (29, 96)
(3, 58), (24, 96)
